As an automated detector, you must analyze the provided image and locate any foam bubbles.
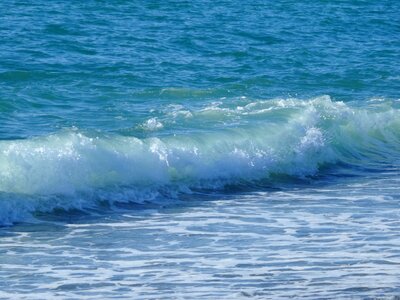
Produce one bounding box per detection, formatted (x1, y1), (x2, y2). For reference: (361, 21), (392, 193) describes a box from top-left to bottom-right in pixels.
(141, 118), (164, 131)
(0, 96), (399, 224)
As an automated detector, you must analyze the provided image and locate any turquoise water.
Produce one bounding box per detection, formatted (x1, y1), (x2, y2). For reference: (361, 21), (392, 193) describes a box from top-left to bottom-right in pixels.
(1, 1), (400, 299)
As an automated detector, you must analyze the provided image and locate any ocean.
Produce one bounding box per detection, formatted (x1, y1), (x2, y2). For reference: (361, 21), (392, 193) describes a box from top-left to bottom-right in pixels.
(1, 1), (400, 299)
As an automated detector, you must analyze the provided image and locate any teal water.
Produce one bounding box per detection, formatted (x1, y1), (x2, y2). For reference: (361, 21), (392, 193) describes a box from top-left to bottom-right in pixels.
(1, 1), (400, 299)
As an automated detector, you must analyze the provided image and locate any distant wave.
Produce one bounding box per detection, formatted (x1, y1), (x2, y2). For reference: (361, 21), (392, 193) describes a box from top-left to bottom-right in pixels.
(1, 96), (399, 225)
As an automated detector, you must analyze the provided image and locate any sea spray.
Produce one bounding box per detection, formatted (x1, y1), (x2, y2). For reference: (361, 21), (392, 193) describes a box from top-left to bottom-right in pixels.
(0, 96), (399, 224)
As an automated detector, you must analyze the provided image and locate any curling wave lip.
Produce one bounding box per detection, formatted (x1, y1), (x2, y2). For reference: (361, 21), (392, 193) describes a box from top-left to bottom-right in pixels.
(0, 96), (399, 225)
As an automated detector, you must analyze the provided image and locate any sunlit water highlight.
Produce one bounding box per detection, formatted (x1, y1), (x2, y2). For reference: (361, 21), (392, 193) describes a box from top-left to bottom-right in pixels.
(1, 0), (400, 299)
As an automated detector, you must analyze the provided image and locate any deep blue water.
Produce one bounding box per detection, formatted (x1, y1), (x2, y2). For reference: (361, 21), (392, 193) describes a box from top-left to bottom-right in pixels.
(0, 1), (400, 299)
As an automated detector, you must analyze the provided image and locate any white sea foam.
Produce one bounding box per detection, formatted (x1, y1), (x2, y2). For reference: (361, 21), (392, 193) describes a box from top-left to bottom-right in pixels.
(0, 96), (399, 224)
(141, 117), (164, 131)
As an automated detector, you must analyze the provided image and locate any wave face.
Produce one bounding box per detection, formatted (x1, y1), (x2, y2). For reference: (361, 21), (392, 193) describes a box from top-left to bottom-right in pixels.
(0, 96), (399, 224)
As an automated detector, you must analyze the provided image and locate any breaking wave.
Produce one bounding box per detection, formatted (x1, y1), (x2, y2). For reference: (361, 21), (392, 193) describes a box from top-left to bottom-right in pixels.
(0, 96), (399, 224)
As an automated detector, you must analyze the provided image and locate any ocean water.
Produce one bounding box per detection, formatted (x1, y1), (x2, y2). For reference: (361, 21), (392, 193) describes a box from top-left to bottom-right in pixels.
(1, 0), (400, 299)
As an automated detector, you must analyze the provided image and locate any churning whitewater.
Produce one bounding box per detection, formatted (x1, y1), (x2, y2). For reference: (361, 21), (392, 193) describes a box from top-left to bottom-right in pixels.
(1, 96), (399, 224)
(2, 1), (400, 298)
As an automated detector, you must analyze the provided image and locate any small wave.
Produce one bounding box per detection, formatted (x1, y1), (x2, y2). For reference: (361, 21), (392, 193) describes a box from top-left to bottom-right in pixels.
(0, 96), (399, 225)
(140, 117), (164, 131)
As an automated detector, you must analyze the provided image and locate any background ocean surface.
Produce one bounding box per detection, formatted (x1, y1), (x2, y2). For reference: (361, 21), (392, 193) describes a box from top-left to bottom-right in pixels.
(1, 1), (400, 299)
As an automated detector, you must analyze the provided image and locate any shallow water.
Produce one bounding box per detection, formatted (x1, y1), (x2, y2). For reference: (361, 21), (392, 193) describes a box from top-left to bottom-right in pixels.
(2, 174), (400, 299)
(1, 0), (400, 299)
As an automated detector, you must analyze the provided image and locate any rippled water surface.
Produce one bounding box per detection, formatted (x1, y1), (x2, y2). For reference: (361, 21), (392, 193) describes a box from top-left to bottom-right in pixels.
(1, 0), (400, 299)
(2, 174), (400, 299)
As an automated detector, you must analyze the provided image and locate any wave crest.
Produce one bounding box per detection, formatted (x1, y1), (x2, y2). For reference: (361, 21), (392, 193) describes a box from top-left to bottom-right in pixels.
(0, 96), (399, 224)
